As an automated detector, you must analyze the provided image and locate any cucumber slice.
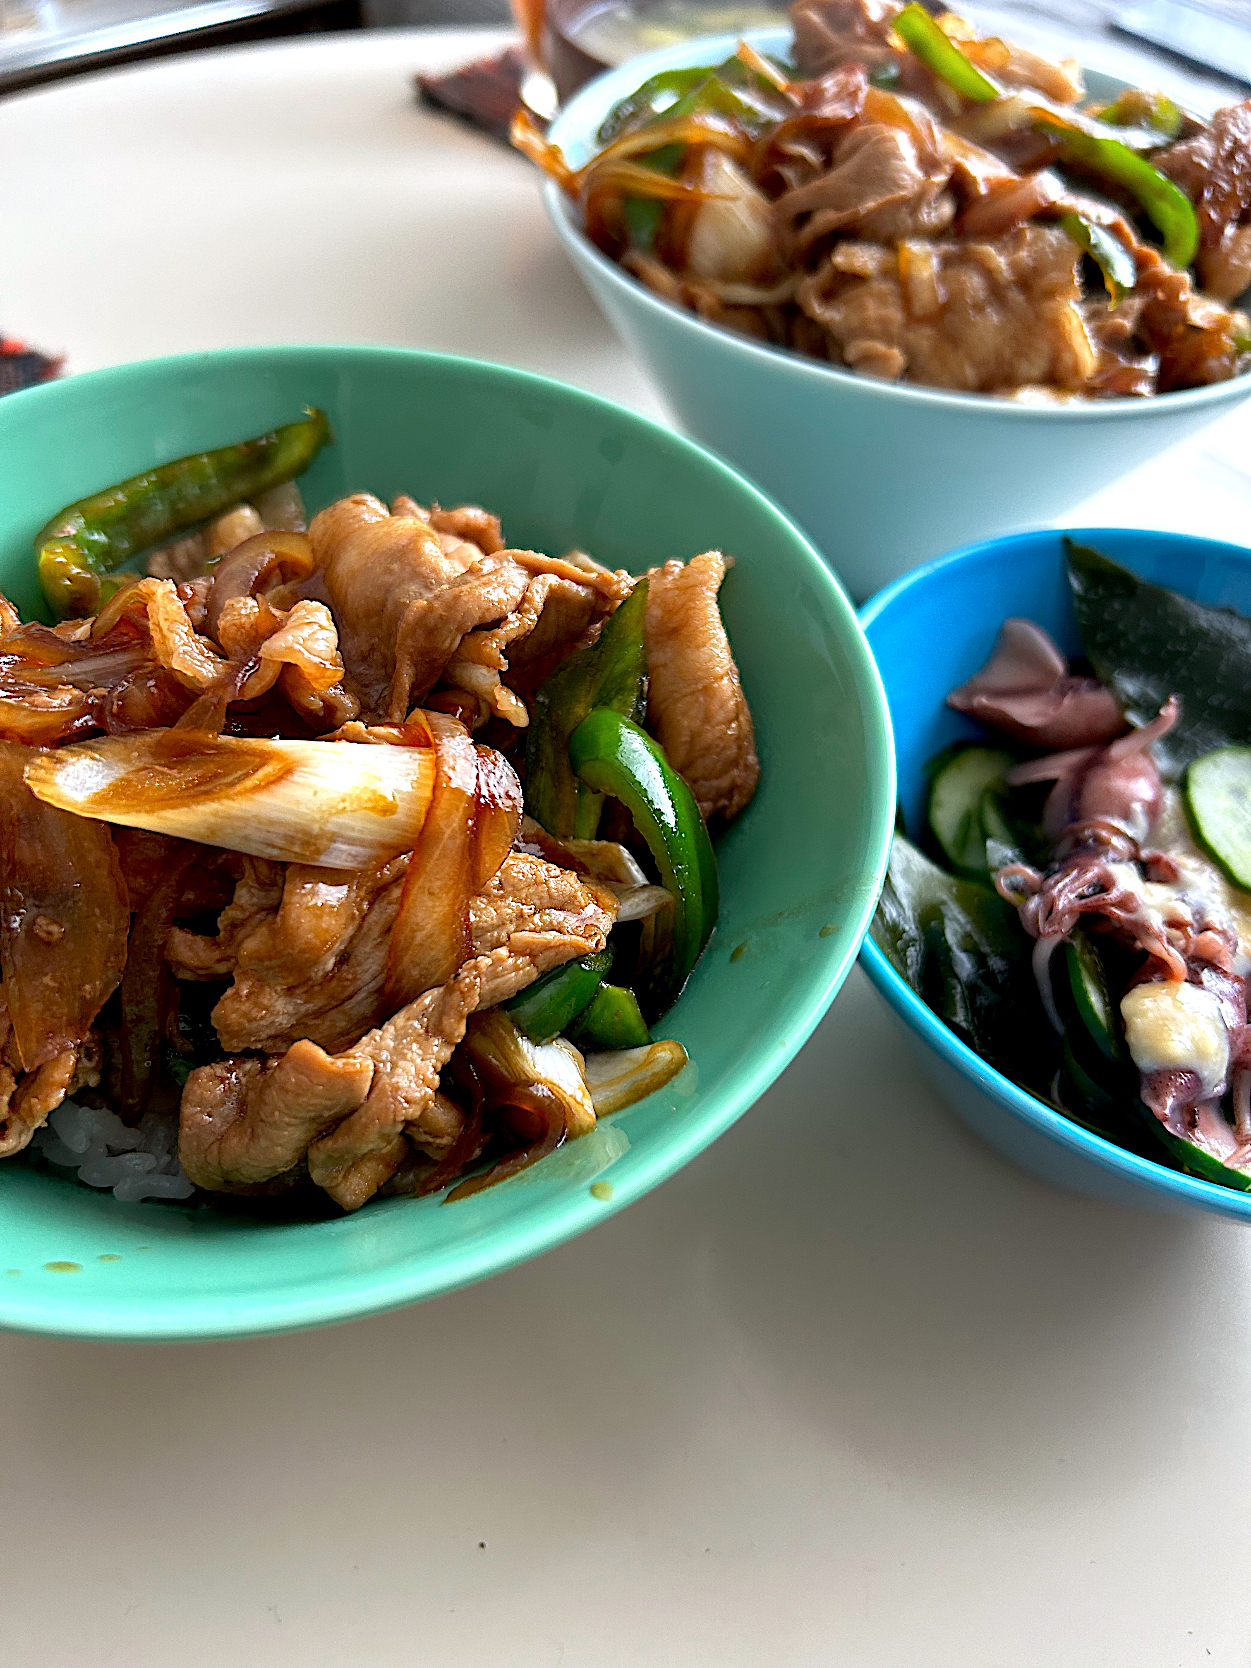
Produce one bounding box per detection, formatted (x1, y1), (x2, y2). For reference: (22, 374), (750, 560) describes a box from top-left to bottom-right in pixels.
(1184, 746), (1251, 892)
(1150, 1125), (1251, 1193)
(1059, 1037), (1122, 1142)
(927, 747), (1015, 875)
(1058, 1043), (1154, 1152)
(979, 787), (1025, 870)
(1060, 1034), (1113, 1108)
(1064, 932), (1123, 1065)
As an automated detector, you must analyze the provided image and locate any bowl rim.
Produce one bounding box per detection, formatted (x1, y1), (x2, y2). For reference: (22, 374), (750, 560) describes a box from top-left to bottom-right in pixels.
(857, 523), (1251, 1220)
(0, 341), (897, 1339)
(543, 29), (1251, 423)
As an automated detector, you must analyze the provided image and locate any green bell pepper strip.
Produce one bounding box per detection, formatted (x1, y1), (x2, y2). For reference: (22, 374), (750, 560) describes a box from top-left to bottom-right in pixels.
(891, 4), (1000, 102)
(600, 55), (786, 148)
(505, 949), (613, 1044)
(1099, 89), (1183, 143)
(892, 3), (1199, 269)
(525, 576), (649, 839)
(1040, 122), (1199, 268)
(36, 407), (331, 619)
(600, 56), (787, 252)
(572, 983), (652, 1050)
(568, 708), (718, 1018)
(1058, 212), (1137, 302)
(598, 65), (717, 144)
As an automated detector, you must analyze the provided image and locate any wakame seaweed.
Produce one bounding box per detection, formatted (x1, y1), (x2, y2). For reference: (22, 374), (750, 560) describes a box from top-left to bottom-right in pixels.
(1067, 540), (1251, 779)
(872, 834), (1056, 1092)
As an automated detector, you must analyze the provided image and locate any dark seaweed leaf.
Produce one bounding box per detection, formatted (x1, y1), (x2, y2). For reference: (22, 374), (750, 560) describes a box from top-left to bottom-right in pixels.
(871, 834), (1054, 1087)
(1067, 540), (1251, 779)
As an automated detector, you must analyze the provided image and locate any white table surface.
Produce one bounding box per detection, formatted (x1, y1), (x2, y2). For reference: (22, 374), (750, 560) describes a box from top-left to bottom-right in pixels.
(4, 27), (1251, 1667)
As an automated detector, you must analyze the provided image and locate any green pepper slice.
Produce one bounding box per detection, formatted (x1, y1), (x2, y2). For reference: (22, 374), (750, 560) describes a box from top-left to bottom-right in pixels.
(892, 4), (1000, 102)
(598, 55), (788, 252)
(1058, 212), (1137, 302)
(573, 983), (652, 1050)
(1098, 89), (1183, 143)
(598, 64), (718, 144)
(525, 576), (649, 839)
(505, 949), (613, 1044)
(569, 708), (718, 1018)
(599, 54), (786, 147)
(1040, 122), (1198, 268)
(892, 3), (1199, 269)
(37, 407), (331, 618)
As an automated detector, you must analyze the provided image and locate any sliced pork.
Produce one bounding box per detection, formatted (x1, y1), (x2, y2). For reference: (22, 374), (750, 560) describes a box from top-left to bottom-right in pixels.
(645, 553), (759, 823)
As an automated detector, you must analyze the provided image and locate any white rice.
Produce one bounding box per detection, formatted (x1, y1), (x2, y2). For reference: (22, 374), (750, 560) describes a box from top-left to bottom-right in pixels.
(31, 1100), (195, 1203)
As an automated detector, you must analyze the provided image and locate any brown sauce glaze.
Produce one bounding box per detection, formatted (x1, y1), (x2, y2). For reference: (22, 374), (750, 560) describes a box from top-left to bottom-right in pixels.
(83, 731), (293, 815)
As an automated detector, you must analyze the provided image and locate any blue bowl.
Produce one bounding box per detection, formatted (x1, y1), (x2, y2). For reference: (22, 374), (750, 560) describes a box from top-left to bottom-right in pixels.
(542, 34), (1251, 600)
(858, 526), (1251, 1222)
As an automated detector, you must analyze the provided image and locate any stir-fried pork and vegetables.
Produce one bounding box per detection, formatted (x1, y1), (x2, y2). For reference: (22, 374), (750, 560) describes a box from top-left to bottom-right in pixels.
(0, 412), (758, 1213)
(516, 0), (1251, 397)
(874, 543), (1251, 1191)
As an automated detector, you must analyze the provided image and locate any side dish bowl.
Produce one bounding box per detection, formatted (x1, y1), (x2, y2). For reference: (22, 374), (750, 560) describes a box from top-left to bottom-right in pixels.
(541, 32), (1251, 600)
(858, 525), (1251, 1222)
(0, 344), (895, 1339)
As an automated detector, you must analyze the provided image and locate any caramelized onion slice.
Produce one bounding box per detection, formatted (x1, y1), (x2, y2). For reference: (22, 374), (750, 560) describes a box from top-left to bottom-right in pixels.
(384, 713), (480, 1009)
(445, 1009), (596, 1199)
(581, 1041), (688, 1116)
(204, 530), (315, 640)
(24, 730), (436, 868)
(473, 743), (523, 891)
(0, 740), (128, 1072)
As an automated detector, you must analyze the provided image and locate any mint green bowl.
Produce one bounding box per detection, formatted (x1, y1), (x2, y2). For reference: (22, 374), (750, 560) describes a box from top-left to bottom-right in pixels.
(0, 345), (894, 1341)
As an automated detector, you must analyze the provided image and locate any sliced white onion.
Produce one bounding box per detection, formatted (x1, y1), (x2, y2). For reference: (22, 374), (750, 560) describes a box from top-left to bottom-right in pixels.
(614, 884), (674, 923)
(462, 1008), (597, 1139)
(24, 730), (436, 868)
(519, 818), (673, 920)
(582, 1040), (688, 1116)
(685, 151), (778, 284)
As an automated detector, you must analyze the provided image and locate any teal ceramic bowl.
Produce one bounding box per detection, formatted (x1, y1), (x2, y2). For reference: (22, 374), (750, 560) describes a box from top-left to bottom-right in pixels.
(542, 34), (1251, 599)
(0, 345), (894, 1340)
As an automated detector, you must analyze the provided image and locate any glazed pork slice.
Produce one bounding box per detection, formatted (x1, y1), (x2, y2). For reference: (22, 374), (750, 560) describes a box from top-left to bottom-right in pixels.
(0, 992), (103, 1160)
(303, 970), (484, 1210)
(790, 0), (902, 78)
(176, 854), (616, 1208)
(797, 223), (1096, 391)
(468, 851), (618, 1006)
(778, 120), (956, 247)
(180, 970), (483, 1207)
(1158, 101), (1251, 304)
(169, 856), (409, 1055)
(789, 0), (1081, 102)
(645, 553), (759, 823)
(178, 977), (475, 1200)
(170, 851), (616, 1057)
(309, 495), (629, 722)
(178, 1041), (377, 1193)
(311, 493), (528, 718)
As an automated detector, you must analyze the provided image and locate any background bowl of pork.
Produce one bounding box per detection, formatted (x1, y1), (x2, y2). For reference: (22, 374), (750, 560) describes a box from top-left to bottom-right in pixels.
(538, 30), (1251, 601)
(0, 343), (895, 1341)
(858, 525), (1251, 1223)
